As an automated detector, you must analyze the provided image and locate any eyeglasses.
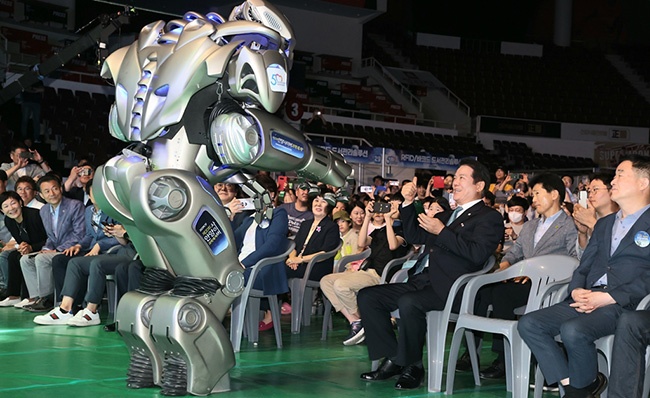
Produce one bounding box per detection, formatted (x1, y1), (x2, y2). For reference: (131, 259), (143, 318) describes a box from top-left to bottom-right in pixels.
(587, 187), (609, 195)
(215, 183), (236, 193)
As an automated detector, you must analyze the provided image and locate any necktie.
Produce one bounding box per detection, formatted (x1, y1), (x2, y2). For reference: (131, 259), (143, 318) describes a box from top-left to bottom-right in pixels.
(413, 253), (430, 275)
(447, 206), (464, 226)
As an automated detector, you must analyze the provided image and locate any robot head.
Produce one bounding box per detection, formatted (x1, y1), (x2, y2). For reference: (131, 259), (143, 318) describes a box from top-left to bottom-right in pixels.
(226, 1), (295, 113)
(229, 0), (295, 66)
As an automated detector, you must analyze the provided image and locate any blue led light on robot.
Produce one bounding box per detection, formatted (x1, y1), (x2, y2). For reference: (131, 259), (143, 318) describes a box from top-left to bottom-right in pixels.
(154, 85), (169, 97)
(206, 12), (225, 24)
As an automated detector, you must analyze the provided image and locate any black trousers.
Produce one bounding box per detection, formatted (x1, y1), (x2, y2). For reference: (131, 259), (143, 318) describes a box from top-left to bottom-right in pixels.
(609, 310), (650, 398)
(357, 271), (446, 366)
(6, 250), (27, 298)
(475, 280), (531, 357)
(114, 260), (144, 301)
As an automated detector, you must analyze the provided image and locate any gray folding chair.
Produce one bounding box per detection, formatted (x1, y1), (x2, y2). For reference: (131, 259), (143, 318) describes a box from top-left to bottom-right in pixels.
(445, 254), (580, 398)
(289, 241), (342, 334)
(320, 248), (371, 340)
(230, 240), (295, 353)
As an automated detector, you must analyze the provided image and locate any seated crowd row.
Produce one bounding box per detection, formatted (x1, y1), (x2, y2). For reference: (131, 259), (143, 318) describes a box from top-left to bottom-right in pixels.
(0, 140), (649, 398)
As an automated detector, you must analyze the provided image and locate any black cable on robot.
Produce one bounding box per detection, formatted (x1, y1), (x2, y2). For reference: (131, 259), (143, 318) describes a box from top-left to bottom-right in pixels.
(171, 276), (221, 297)
(137, 268), (176, 295)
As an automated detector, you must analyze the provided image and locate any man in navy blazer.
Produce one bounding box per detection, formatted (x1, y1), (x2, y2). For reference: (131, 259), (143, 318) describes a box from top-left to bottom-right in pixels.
(519, 155), (650, 398)
(20, 174), (85, 312)
(358, 158), (504, 390)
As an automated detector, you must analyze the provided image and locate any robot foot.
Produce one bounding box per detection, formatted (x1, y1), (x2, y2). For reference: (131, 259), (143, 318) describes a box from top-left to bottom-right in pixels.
(161, 354), (188, 396)
(126, 351), (156, 389)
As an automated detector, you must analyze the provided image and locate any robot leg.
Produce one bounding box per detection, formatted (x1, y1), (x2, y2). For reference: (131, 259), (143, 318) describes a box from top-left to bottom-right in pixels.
(149, 294), (235, 396)
(116, 291), (163, 388)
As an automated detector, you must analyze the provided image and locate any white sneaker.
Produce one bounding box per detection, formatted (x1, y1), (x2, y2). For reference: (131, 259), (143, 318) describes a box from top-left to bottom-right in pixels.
(13, 298), (34, 308)
(34, 306), (74, 325)
(67, 308), (100, 327)
(0, 297), (21, 307)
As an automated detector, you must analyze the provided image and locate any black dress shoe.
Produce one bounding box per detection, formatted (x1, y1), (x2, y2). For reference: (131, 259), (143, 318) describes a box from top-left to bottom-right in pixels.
(455, 351), (476, 372)
(26, 297), (54, 313)
(395, 364), (424, 390)
(479, 360), (506, 379)
(22, 297), (43, 311)
(103, 323), (116, 332)
(360, 358), (404, 381)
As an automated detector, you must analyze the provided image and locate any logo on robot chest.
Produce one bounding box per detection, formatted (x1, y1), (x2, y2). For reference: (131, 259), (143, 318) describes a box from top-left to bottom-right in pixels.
(194, 209), (228, 255)
(270, 130), (304, 159)
(267, 64), (287, 93)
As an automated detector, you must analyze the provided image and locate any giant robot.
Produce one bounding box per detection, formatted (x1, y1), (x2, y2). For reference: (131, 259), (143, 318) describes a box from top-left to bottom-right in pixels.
(93, 1), (351, 395)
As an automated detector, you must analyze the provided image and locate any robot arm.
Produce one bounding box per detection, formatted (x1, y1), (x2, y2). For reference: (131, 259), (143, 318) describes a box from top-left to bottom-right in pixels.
(208, 106), (351, 188)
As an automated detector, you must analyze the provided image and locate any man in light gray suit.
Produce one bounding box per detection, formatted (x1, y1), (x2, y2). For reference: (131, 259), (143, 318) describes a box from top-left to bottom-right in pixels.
(20, 174), (85, 313)
(477, 173), (578, 379)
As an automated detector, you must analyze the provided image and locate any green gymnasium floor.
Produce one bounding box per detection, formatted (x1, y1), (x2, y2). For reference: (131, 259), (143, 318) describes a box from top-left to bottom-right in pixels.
(0, 307), (555, 398)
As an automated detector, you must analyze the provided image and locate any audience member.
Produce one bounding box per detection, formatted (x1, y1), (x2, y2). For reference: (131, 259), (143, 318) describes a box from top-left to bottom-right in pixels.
(215, 182), (251, 230)
(304, 109), (328, 133)
(15, 176), (44, 209)
(285, 188), (340, 282)
(333, 210), (359, 259)
(489, 166), (513, 204)
(0, 171), (13, 290)
(50, 179), (119, 307)
(607, 308), (650, 398)
(562, 175), (578, 204)
(349, 202), (366, 234)
(63, 160), (94, 206)
(518, 156), (650, 398)
(358, 159), (503, 390)
(20, 174), (85, 312)
(34, 222), (135, 326)
(476, 173), (578, 380)
(502, 196), (530, 252)
(321, 198), (408, 346)
(233, 174), (289, 332)
(0, 143), (51, 190)
(0, 191), (47, 307)
(104, 259), (144, 332)
(572, 172), (618, 259)
(279, 179), (314, 237)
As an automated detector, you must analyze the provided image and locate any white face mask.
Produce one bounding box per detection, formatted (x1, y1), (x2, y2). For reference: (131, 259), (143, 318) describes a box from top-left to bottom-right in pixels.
(508, 211), (524, 223)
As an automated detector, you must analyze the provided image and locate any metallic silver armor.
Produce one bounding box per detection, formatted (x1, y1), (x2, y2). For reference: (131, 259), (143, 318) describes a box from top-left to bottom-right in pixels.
(94, 1), (351, 395)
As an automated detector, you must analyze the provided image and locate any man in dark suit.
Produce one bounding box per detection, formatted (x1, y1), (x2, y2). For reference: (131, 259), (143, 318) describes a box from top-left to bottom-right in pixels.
(518, 155), (650, 398)
(19, 174), (85, 312)
(357, 158), (504, 390)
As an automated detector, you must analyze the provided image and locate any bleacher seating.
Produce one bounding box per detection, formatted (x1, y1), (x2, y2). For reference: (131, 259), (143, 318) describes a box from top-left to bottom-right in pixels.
(364, 19), (650, 128)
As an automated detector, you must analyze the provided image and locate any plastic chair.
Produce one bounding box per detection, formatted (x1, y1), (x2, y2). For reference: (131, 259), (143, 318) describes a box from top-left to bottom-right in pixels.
(105, 250), (139, 324)
(445, 254), (580, 398)
(230, 240), (295, 353)
(106, 274), (118, 323)
(289, 241), (342, 334)
(378, 249), (417, 284)
(320, 249), (372, 340)
(532, 293), (650, 398)
(426, 255), (496, 392)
